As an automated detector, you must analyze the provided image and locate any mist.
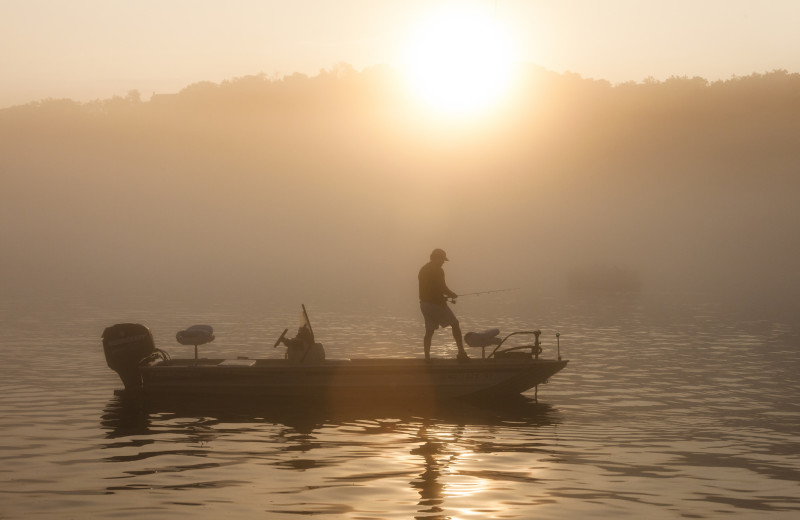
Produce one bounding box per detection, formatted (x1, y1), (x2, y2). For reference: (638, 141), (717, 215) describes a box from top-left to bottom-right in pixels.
(1, 65), (798, 317)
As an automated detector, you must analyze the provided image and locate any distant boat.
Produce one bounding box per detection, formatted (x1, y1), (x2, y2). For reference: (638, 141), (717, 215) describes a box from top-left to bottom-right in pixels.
(101, 306), (568, 402)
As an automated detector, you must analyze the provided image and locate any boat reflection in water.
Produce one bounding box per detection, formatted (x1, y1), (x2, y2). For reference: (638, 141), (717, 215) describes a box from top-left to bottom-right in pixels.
(101, 391), (561, 437)
(100, 392), (562, 516)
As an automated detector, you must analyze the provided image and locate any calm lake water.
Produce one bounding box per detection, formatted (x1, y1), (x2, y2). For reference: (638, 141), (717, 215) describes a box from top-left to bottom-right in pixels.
(1, 294), (798, 519)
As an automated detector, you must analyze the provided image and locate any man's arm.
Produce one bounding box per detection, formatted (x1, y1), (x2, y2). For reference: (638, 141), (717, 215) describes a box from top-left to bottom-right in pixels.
(441, 272), (457, 299)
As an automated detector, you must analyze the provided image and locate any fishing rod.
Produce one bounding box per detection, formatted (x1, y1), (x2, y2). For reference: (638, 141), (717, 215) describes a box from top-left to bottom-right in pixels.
(448, 288), (518, 303)
(458, 288), (518, 297)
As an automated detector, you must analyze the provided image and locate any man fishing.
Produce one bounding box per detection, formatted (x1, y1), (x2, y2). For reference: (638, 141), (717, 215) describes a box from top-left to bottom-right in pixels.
(418, 248), (470, 362)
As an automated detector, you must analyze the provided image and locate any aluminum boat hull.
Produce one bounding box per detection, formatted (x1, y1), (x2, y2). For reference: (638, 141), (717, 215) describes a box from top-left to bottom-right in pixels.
(138, 357), (568, 400)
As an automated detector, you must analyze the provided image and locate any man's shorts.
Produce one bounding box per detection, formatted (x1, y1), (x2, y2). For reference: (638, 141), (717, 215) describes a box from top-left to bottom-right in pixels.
(420, 301), (458, 331)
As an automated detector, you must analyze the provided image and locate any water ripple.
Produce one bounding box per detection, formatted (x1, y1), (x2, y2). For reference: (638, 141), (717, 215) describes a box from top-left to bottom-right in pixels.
(1, 297), (799, 518)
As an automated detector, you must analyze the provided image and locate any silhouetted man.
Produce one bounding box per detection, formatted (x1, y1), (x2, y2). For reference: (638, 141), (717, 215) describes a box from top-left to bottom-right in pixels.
(418, 249), (469, 362)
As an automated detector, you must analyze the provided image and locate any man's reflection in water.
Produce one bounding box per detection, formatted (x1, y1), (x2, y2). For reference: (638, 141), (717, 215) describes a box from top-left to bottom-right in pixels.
(410, 422), (465, 519)
(411, 439), (444, 514)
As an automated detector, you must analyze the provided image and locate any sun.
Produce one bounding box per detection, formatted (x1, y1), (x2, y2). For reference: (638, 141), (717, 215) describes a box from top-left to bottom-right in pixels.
(403, 6), (517, 116)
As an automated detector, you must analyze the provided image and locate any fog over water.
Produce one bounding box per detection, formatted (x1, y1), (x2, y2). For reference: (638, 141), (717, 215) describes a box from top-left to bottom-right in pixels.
(1, 66), (798, 317)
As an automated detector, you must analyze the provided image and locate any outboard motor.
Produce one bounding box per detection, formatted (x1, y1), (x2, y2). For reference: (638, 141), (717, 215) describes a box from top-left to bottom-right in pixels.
(102, 323), (156, 391)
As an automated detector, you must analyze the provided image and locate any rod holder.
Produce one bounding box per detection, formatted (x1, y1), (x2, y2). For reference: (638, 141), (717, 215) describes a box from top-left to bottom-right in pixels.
(556, 332), (561, 361)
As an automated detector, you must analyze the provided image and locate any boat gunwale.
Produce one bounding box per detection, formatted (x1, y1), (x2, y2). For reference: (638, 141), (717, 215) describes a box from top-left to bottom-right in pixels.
(145, 357), (568, 372)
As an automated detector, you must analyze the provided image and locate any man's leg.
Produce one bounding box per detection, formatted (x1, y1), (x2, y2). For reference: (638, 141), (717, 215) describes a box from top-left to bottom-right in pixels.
(452, 321), (465, 351)
(452, 321), (469, 360)
(423, 328), (434, 360)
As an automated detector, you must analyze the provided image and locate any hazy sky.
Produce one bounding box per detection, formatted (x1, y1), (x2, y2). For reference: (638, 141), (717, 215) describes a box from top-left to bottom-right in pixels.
(2, 0), (799, 108)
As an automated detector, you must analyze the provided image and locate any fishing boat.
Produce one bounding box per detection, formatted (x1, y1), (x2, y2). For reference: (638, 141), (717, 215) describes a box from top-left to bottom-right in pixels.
(101, 306), (568, 401)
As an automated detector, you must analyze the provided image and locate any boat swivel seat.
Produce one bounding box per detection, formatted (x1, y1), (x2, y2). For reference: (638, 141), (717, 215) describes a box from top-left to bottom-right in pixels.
(464, 328), (502, 358)
(176, 325), (215, 359)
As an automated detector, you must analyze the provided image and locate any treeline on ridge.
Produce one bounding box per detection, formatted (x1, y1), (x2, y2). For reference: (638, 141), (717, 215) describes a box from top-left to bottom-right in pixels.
(1, 65), (798, 309)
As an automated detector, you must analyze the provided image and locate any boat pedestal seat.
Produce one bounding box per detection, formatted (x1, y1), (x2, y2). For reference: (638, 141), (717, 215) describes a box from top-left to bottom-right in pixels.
(176, 325), (215, 359)
(465, 329), (502, 358)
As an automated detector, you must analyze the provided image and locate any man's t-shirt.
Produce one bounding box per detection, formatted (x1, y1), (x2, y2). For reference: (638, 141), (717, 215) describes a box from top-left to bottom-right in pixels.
(418, 262), (448, 305)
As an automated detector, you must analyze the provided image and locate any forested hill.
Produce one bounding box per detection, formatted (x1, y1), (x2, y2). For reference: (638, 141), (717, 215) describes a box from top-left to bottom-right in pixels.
(1, 65), (798, 315)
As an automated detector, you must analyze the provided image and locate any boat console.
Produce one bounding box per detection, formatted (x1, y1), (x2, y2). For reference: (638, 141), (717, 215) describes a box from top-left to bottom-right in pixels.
(275, 325), (326, 363)
(273, 304), (326, 363)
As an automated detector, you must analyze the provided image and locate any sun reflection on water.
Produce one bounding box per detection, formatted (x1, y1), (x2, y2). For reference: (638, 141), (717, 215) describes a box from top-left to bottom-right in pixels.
(405, 421), (499, 518)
